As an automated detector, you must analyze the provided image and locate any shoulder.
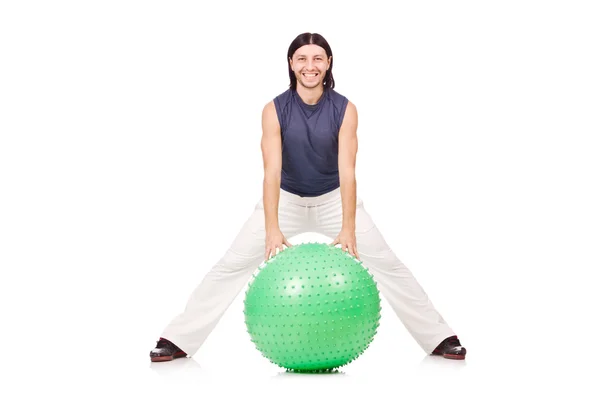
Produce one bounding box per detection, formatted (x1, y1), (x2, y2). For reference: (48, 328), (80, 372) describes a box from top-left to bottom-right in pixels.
(327, 89), (353, 119)
(273, 89), (294, 107)
(326, 89), (349, 108)
(264, 89), (293, 130)
(341, 100), (357, 125)
(267, 89), (293, 116)
(326, 89), (354, 128)
(262, 90), (291, 112)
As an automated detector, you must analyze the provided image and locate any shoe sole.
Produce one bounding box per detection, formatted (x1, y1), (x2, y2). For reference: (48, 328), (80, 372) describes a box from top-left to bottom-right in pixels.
(150, 352), (187, 362)
(431, 351), (466, 360)
(442, 353), (465, 360)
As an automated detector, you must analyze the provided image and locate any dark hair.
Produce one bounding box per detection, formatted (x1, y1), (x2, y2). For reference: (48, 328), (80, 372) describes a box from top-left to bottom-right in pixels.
(287, 32), (335, 90)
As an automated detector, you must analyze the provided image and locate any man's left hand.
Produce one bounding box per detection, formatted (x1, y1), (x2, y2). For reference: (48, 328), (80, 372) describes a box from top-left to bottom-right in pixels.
(330, 228), (360, 260)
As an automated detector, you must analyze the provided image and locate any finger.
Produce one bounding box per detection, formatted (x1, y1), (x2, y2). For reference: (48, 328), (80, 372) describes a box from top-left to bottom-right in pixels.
(347, 243), (354, 255)
(347, 245), (354, 257)
(354, 246), (360, 260)
(330, 238), (339, 246)
(284, 238), (292, 247)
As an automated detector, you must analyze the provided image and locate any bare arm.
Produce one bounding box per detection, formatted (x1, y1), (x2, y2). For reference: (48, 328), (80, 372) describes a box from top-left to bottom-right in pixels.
(339, 101), (358, 231)
(331, 100), (360, 259)
(261, 101), (291, 259)
(261, 101), (282, 230)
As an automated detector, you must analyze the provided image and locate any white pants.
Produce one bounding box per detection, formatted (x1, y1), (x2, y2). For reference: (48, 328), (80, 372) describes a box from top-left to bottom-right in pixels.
(161, 187), (455, 355)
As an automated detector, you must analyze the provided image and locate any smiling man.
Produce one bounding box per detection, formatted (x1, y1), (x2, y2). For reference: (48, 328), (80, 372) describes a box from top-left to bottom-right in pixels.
(150, 32), (467, 363)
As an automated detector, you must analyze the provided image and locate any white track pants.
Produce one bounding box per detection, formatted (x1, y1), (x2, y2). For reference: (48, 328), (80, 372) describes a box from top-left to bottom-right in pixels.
(161, 188), (455, 355)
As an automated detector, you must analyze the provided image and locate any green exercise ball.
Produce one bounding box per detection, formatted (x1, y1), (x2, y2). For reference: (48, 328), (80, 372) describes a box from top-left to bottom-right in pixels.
(243, 242), (382, 373)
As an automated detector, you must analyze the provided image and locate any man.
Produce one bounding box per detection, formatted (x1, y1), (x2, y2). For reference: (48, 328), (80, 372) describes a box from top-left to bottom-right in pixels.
(150, 32), (466, 362)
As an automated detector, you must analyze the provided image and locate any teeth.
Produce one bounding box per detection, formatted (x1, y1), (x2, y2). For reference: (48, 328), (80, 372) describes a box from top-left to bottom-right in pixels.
(304, 73), (317, 77)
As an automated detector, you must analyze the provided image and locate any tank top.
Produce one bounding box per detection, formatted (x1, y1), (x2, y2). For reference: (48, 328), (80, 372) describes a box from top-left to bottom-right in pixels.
(273, 88), (349, 197)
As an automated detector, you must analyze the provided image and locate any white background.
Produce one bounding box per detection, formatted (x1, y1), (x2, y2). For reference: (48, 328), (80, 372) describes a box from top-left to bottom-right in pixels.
(1, 1), (599, 396)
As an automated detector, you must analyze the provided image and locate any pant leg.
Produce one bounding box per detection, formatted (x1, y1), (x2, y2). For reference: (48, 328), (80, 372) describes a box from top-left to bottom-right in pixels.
(161, 194), (308, 356)
(316, 194), (455, 354)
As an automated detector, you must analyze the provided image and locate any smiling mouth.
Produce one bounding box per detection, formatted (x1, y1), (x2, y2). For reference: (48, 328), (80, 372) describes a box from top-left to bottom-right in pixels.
(303, 73), (318, 78)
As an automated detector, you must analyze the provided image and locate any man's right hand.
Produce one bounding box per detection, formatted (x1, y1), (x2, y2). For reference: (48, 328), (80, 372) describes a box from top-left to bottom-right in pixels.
(265, 227), (292, 261)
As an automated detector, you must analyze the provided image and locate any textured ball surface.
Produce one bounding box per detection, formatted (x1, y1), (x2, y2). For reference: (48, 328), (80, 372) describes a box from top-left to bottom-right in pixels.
(243, 242), (381, 372)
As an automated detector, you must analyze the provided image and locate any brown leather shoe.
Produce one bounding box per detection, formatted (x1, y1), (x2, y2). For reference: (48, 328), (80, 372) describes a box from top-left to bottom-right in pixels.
(431, 336), (467, 360)
(150, 338), (187, 362)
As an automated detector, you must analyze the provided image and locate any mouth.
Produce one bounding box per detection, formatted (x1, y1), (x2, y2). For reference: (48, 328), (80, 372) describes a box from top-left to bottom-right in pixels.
(302, 73), (318, 79)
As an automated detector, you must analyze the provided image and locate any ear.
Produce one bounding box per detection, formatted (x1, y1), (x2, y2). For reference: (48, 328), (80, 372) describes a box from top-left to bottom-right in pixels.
(289, 57), (293, 69)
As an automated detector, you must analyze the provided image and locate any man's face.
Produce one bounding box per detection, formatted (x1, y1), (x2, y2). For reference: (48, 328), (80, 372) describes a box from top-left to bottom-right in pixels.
(289, 44), (331, 89)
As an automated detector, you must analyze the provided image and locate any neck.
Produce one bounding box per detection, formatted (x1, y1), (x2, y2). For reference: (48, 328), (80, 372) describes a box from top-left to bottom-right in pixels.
(295, 84), (325, 105)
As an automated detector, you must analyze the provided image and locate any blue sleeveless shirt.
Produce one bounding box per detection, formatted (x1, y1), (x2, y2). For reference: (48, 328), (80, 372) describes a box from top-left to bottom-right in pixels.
(273, 88), (349, 197)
